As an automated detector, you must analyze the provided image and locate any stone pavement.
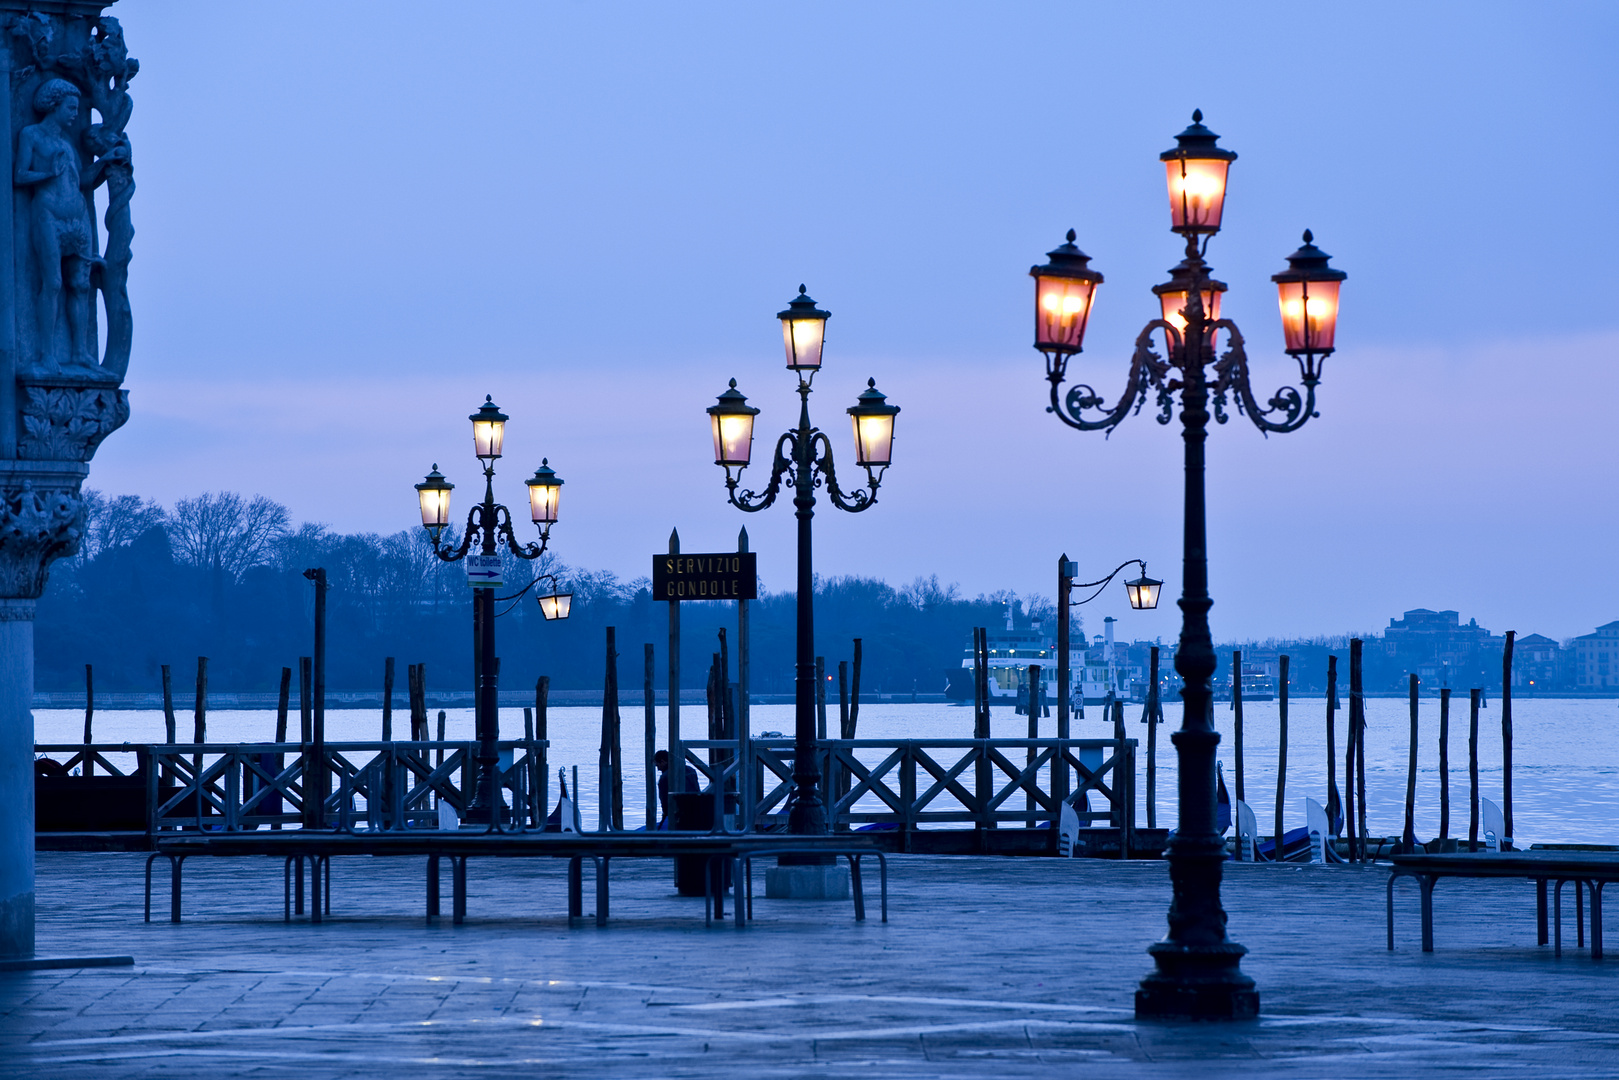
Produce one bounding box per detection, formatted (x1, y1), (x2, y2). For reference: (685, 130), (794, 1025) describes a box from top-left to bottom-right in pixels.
(2, 851), (1616, 1078)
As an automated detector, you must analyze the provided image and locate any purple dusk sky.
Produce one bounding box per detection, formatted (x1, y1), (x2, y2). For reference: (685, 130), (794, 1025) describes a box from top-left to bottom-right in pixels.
(95, 1), (1617, 644)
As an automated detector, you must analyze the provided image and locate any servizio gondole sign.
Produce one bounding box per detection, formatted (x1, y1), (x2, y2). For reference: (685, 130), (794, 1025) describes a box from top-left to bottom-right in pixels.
(652, 552), (757, 601)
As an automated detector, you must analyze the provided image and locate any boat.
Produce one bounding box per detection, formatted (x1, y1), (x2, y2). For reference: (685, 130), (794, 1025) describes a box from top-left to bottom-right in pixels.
(951, 606), (1146, 708)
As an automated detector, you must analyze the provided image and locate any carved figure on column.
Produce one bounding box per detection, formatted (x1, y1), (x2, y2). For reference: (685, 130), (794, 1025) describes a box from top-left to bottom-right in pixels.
(14, 78), (99, 376)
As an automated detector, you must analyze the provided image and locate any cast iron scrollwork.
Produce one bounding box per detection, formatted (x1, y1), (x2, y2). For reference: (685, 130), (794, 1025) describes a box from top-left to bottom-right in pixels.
(1047, 323), (1176, 436)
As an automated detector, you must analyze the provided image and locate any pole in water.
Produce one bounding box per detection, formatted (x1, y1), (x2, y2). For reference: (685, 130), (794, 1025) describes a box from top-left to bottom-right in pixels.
(1468, 688), (1481, 851)
(1274, 655), (1289, 863)
(1231, 649), (1244, 805)
(1403, 673), (1419, 852)
(1325, 655), (1341, 842)
(1438, 688), (1451, 843)
(1501, 630), (1515, 848)
(82, 663), (93, 776)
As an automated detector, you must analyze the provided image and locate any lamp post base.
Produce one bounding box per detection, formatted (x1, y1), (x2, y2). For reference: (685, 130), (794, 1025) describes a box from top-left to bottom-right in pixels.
(1136, 941), (1259, 1020)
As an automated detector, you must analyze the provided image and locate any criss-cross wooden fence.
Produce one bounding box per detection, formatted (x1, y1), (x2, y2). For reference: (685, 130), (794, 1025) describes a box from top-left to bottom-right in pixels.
(681, 737), (1136, 849)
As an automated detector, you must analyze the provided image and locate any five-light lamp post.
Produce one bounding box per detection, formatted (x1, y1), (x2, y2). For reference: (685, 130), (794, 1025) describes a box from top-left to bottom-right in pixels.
(1029, 111), (1346, 1019)
(415, 396), (565, 825)
(705, 286), (900, 836)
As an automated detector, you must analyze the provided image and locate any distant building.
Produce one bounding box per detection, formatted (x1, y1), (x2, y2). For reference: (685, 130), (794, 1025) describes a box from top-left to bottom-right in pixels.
(1510, 633), (1562, 692)
(1381, 608), (1504, 689)
(1571, 621), (1619, 689)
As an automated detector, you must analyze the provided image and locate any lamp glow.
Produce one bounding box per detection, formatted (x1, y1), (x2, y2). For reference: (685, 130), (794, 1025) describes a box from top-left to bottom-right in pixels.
(1271, 230), (1347, 356)
(415, 465), (454, 535)
(471, 396), (508, 461)
(537, 589), (573, 621)
(1029, 230), (1104, 355)
(1125, 571), (1163, 610)
(525, 459), (563, 525)
(778, 285), (830, 371)
(706, 379), (760, 467)
(847, 378), (900, 468)
(1160, 110), (1237, 234)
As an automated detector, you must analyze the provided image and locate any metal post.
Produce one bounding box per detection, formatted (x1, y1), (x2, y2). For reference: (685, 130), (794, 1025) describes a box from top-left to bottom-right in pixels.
(788, 383), (825, 836)
(465, 477), (503, 822)
(668, 529), (683, 796)
(303, 568), (328, 829)
(1055, 555), (1072, 807)
(1136, 264), (1256, 1020)
(1146, 645), (1159, 830)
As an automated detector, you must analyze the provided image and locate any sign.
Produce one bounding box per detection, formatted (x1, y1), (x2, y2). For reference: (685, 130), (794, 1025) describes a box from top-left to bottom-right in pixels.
(465, 554), (504, 587)
(653, 551), (756, 601)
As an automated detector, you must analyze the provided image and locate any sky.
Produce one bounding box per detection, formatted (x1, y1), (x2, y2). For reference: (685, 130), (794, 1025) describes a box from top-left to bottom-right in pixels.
(90, 1), (1619, 644)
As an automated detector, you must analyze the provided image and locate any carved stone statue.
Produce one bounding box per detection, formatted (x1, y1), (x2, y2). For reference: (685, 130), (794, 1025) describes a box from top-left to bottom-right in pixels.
(0, 1), (137, 963)
(15, 78), (98, 375)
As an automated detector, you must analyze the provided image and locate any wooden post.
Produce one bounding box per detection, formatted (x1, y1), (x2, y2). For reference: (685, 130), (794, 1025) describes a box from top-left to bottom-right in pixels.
(1145, 645), (1159, 830)
(534, 676), (548, 819)
(82, 663), (93, 776)
(1026, 663), (1040, 828)
(276, 667), (292, 742)
(667, 529), (684, 795)
(736, 526), (750, 739)
(381, 657), (395, 741)
(1403, 673), (1419, 852)
(1356, 674), (1369, 859)
(1325, 655), (1340, 839)
(974, 627), (992, 838)
(1348, 638), (1364, 861)
(837, 660), (849, 740)
(306, 568), (328, 830)
(1231, 648), (1244, 805)
(1468, 688), (1481, 850)
(816, 656), (827, 740)
(193, 656), (209, 824)
(601, 627), (620, 832)
(644, 644), (657, 830)
(1274, 654), (1289, 862)
(1438, 687), (1451, 843)
(523, 707), (536, 827)
(161, 664), (176, 744)
(1501, 629), (1515, 847)
(1055, 555), (1073, 808)
(299, 658), (313, 742)
(849, 638), (863, 738)
(1112, 699), (1129, 859)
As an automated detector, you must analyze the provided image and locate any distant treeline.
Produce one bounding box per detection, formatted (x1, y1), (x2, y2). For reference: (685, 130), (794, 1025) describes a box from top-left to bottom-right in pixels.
(36, 490), (1035, 695)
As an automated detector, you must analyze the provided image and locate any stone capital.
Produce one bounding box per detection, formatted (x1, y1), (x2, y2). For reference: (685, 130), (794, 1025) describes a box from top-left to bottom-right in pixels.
(0, 461), (86, 600)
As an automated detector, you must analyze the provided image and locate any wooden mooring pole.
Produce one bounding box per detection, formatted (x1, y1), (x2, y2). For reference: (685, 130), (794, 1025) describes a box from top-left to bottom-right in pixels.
(1274, 655), (1289, 863)
(1501, 630), (1515, 848)
(1438, 688), (1451, 843)
(1325, 655), (1341, 840)
(276, 667), (291, 742)
(1026, 664), (1040, 828)
(382, 657), (395, 741)
(1347, 638), (1363, 861)
(1231, 648), (1244, 805)
(82, 664), (93, 776)
(1403, 673), (1419, 852)
(1468, 688), (1481, 850)
(644, 644), (656, 830)
(1145, 645), (1159, 830)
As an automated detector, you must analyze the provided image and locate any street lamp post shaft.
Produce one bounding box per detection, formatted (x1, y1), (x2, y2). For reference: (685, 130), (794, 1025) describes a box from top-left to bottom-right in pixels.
(788, 382), (827, 835)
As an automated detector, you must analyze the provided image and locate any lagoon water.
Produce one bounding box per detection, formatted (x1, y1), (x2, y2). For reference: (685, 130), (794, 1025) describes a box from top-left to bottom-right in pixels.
(36, 696), (1619, 845)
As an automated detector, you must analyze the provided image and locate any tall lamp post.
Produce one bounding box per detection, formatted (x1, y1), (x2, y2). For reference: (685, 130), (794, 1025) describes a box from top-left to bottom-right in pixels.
(1029, 111), (1346, 1019)
(706, 286), (900, 836)
(415, 397), (565, 825)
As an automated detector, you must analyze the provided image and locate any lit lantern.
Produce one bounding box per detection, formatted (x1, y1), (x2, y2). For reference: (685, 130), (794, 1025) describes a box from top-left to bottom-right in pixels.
(1125, 570), (1163, 610)
(470, 396), (508, 461)
(778, 285), (830, 371)
(1271, 230), (1347, 356)
(1160, 110), (1237, 234)
(1029, 230), (1103, 355)
(847, 378), (900, 468)
(537, 587), (573, 621)
(525, 459), (563, 525)
(1152, 258), (1227, 354)
(414, 465), (454, 536)
(706, 379), (760, 467)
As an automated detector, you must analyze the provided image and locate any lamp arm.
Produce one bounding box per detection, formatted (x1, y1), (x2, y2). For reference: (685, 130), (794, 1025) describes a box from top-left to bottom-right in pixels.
(1048, 323), (1174, 436)
(1069, 558), (1149, 606)
(810, 431), (877, 513)
(726, 431), (794, 512)
(1213, 320), (1318, 436)
(494, 503), (552, 561)
(429, 507), (481, 563)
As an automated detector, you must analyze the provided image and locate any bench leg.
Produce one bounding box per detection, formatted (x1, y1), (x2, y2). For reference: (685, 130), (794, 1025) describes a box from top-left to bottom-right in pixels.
(295, 857), (305, 915)
(170, 855), (184, 924)
(1577, 881), (1585, 949)
(849, 855), (866, 922)
(1592, 882), (1604, 960)
(568, 857), (582, 919)
(1537, 879), (1549, 946)
(1386, 872), (1398, 950)
(144, 853), (160, 923)
(878, 852), (888, 923)
(1555, 879), (1565, 958)
(595, 857), (608, 928)
(284, 857), (294, 923)
(427, 855), (440, 920)
(745, 857), (754, 920)
(452, 857), (467, 925)
(705, 856), (715, 927)
(732, 857), (744, 928)
(310, 856), (323, 925)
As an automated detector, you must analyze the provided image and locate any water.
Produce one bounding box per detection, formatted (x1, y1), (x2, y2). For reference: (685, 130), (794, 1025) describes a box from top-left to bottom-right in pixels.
(36, 697), (1619, 844)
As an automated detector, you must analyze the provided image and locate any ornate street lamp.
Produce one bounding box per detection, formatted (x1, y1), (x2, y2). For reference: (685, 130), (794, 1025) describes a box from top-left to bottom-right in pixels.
(708, 287), (899, 837)
(1029, 111), (1345, 1020)
(535, 574), (573, 621)
(416, 396), (563, 825)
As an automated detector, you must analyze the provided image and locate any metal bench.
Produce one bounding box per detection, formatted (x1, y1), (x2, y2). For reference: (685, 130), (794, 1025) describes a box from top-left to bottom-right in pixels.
(144, 831), (886, 929)
(1388, 852), (1618, 958)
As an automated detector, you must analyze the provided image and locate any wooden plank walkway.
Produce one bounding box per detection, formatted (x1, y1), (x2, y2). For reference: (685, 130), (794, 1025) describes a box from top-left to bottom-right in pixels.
(4, 852), (1617, 1078)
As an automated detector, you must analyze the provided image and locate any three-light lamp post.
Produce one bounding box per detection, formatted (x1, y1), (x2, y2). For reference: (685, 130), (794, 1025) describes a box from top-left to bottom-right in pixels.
(1028, 111), (1346, 1019)
(415, 397), (566, 825)
(705, 287), (900, 835)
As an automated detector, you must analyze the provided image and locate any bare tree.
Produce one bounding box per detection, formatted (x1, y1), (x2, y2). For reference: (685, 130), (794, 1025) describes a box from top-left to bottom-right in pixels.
(76, 489), (167, 562)
(169, 491), (291, 580)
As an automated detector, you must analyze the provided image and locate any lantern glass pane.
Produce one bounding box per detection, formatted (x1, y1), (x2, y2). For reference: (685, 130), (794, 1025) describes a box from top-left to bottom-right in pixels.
(472, 418), (505, 460)
(418, 486), (450, 530)
(1158, 287), (1223, 353)
(851, 412), (895, 467)
(783, 317), (825, 370)
(1276, 279), (1341, 353)
(528, 481), (560, 524)
(539, 592), (573, 620)
(1164, 157), (1230, 232)
(710, 411), (754, 466)
(1034, 274), (1096, 352)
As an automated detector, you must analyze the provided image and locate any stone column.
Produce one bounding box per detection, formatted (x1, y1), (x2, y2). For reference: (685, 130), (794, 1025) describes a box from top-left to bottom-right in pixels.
(0, 1), (136, 959)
